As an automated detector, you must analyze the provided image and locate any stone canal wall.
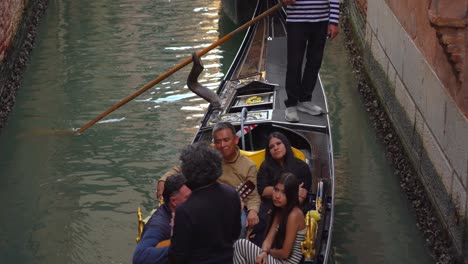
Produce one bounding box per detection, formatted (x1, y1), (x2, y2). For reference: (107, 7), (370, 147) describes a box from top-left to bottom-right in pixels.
(345, 0), (467, 262)
(0, 0), (48, 132)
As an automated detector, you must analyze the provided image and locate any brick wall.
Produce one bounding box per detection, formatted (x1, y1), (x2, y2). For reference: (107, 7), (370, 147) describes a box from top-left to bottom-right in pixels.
(0, 0), (25, 62)
(0, 0), (48, 132)
(384, 0), (467, 116)
(347, 0), (468, 261)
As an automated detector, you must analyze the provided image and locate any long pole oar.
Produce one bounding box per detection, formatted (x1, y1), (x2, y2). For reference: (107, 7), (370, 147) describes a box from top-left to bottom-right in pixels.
(72, 2), (284, 134)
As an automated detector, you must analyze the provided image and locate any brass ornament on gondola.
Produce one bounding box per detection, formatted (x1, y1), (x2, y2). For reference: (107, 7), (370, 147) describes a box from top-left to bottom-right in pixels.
(136, 207), (145, 243)
(245, 95), (263, 104)
(301, 210), (320, 260)
(136, 197), (164, 244)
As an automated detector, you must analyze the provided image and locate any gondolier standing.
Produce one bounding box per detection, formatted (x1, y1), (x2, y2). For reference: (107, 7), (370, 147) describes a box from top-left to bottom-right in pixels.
(282, 0), (340, 122)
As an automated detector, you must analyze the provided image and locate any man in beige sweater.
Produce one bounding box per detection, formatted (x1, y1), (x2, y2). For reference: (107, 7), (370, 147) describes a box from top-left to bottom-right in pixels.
(157, 122), (260, 232)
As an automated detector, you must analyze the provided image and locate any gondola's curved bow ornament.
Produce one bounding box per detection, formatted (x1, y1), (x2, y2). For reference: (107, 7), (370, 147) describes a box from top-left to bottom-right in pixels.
(187, 53), (221, 110)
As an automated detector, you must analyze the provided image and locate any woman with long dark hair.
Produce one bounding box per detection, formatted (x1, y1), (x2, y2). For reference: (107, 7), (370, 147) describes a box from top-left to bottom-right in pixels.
(249, 132), (312, 245)
(233, 173), (306, 264)
(258, 132), (312, 204)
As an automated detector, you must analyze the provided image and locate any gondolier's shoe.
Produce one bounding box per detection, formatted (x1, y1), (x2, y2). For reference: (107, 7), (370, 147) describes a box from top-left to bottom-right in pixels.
(297, 101), (322, 116)
(285, 107), (299, 122)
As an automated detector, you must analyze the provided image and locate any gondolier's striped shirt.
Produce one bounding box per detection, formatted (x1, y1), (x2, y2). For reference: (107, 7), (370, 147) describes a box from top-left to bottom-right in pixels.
(286, 0), (340, 25)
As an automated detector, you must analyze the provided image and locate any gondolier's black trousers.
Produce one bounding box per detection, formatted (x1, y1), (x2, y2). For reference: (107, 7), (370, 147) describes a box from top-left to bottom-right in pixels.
(284, 21), (328, 107)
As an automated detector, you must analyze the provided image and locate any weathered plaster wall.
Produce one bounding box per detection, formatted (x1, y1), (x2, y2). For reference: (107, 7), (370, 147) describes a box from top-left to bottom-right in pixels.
(0, 0), (25, 62)
(385, 0), (467, 116)
(0, 0), (48, 132)
(346, 0), (468, 261)
(353, 0), (467, 115)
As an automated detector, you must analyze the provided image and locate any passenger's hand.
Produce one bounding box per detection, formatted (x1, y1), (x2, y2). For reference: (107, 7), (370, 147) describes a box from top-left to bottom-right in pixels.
(282, 0), (296, 5)
(327, 24), (339, 40)
(256, 251), (268, 264)
(298, 183), (307, 204)
(156, 180), (165, 198)
(246, 210), (259, 227)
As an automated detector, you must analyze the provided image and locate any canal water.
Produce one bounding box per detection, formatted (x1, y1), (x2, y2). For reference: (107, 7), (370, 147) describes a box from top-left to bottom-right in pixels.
(0, 0), (433, 263)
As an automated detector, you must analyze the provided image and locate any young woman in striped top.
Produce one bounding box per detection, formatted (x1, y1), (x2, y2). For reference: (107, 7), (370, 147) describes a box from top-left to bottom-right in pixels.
(282, 0), (341, 122)
(233, 173), (306, 264)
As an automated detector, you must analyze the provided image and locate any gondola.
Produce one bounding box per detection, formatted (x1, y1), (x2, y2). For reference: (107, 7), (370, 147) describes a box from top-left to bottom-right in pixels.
(136, 0), (335, 263)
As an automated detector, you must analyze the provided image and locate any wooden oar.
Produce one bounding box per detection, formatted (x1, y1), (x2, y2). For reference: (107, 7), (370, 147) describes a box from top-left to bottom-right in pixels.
(70, 2), (285, 134)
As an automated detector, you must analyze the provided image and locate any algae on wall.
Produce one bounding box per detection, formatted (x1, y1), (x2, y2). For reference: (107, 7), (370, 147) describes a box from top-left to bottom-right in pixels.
(0, 0), (25, 62)
(0, 0), (48, 133)
(341, 0), (466, 263)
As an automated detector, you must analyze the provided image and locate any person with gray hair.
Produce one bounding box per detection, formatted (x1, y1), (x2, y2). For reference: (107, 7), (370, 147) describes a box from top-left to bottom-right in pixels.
(156, 122), (260, 238)
(168, 143), (241, 264)
(133, 173), (191, 264)
(211, 122), (260, 236)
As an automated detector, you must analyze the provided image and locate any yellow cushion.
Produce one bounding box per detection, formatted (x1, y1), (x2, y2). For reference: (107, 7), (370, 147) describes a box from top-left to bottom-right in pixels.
(291, 147), (306, 162)
(239, 149), (265, 169)
(240, 147), (306, 169)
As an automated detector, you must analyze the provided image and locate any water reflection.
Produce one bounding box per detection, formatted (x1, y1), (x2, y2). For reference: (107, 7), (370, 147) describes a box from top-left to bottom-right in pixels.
(321, 34), (433, 263)
(0, 0), (227, 263)
(0, 0), (435, 263)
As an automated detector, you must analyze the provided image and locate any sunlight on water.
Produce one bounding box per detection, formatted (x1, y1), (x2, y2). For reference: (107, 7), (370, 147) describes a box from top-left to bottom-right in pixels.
(0, 1), (226, 263)
(0, 0), (434, 263)
(154, 92), (196, 103)
(97, 117), (126, 124)
(180, 105), (208, 111)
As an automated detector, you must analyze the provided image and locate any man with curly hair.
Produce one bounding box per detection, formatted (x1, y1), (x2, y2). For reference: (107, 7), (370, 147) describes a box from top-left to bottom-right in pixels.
(168, 143), (241, 264)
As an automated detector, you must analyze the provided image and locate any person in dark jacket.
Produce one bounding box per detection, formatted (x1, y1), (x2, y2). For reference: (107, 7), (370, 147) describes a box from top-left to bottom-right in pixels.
(169, 143), (241, 264)
(133, 173), (191, 264)
(156, 122), (260, 234)
(250, 132), (312, 246)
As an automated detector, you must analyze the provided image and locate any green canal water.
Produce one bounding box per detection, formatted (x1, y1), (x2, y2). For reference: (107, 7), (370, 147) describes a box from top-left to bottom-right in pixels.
(0, 0), (433, 263)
